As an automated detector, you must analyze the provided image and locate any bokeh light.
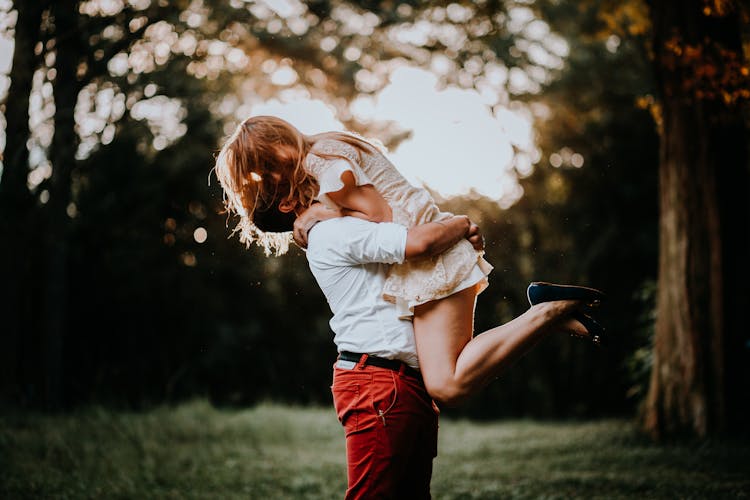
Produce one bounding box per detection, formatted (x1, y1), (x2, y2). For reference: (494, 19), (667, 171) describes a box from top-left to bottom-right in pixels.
(193, 227), (208, 244)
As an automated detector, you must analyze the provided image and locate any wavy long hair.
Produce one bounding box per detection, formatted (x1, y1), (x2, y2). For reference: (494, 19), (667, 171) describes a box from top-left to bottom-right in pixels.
(214, 115), (377, 254)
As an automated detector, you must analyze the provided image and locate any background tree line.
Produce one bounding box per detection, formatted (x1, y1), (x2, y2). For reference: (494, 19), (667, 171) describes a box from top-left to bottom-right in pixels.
(0, 0), (747, 438)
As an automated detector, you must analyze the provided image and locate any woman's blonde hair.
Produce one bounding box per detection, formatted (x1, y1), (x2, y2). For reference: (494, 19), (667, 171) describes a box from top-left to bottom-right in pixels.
(214, 115), (377, 255)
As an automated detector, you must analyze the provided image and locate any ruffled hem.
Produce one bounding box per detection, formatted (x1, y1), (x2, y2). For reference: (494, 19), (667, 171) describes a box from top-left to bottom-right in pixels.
(387, 257), (493, 319)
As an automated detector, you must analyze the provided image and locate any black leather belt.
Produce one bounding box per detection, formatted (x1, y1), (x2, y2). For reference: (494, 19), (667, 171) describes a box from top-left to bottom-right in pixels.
(339, 351), (421, 379)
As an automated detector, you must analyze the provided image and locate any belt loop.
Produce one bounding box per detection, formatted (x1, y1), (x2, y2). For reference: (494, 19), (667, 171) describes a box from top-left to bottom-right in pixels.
(398, 363), (406, 377)
(356, 353), (369, 370)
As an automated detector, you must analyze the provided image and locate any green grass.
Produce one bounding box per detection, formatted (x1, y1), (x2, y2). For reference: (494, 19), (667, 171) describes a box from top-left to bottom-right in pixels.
(1, 401), (748, 499)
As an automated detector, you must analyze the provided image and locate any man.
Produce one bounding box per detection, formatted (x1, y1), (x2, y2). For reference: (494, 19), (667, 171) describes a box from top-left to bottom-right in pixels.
(288, 204), (482, 499)
(252, 202), (591, 499)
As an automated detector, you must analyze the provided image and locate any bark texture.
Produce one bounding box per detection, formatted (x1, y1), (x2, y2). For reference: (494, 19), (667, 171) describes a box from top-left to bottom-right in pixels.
(41, 0), (82, 409)
(643, 0), (749, 438)
(0, 1), (46, 406)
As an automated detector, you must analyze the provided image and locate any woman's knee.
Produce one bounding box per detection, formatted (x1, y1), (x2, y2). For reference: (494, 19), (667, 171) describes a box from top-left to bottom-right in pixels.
(423, 377), (469, 407)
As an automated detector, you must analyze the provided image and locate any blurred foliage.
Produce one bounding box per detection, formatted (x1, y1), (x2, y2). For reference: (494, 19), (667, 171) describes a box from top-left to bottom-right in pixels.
(436, 0), (660, 418)
(0, 0), (674, 417)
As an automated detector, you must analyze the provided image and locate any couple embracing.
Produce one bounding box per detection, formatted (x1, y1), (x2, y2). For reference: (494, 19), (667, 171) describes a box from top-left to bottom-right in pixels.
(215, 116), (605, 499)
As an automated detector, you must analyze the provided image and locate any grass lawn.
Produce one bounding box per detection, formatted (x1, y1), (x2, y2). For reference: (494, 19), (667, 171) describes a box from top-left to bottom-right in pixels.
(1, 401), (748, 499)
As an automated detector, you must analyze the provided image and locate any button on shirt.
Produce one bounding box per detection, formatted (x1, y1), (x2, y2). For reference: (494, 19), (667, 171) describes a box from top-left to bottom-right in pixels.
(305, 217), (419, 368)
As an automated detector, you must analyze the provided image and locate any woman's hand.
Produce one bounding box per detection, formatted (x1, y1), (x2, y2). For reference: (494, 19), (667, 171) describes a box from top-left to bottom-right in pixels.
(293, 203), (342, 248)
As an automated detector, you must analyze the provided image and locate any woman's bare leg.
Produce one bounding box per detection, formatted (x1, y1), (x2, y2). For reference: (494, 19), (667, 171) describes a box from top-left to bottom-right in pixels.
(413, 286), (585, 406)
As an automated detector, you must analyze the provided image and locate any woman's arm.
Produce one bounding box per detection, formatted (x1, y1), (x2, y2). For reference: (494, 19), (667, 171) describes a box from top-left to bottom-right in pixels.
(326, 170), (484, 258)
(292, 203), (342, 248)
(405, 216), (480, 260)
(326, 170), (393, 222)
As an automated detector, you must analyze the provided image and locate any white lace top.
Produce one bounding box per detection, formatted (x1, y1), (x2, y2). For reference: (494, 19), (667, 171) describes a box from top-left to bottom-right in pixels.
(305, 138), (492, 316)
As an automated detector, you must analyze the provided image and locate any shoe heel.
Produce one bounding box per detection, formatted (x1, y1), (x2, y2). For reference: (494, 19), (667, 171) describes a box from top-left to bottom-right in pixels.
(573, 312), (606, 347)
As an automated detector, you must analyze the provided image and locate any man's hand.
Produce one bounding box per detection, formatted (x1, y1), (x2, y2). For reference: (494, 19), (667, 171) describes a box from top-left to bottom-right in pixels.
(466, 221), (484, 252)
(293, 203), (342, 248)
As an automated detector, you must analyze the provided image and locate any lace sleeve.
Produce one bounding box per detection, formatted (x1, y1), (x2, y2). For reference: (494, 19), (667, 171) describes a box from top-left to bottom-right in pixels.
(305, 140), (373, 208)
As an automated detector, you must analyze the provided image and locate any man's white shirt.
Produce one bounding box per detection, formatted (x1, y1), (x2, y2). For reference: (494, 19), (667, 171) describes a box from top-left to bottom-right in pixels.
(305, 217), (419, 368)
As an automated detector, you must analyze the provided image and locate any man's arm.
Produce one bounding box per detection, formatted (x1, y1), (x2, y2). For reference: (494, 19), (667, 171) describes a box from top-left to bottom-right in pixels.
(299, 203), (483, 265)
(405, 216), (483, 260)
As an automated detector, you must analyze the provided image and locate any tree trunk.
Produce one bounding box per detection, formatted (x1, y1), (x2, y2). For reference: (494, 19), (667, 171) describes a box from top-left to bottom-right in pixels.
(0, 1), (45, 406)
(41, 0), (81, 409)
(643, 0), (750, 438)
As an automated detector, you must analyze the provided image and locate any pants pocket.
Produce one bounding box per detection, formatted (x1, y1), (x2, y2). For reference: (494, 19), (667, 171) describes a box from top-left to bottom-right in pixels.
(331, 372), (372, 435)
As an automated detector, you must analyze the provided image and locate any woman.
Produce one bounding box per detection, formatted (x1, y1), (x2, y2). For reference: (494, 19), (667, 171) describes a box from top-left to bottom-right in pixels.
(214, 116), (604, 405)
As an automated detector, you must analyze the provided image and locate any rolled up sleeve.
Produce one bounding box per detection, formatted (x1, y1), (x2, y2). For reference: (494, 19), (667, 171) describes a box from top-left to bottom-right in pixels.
(342, 220), (407, 265)
(308, 218), (407, 267)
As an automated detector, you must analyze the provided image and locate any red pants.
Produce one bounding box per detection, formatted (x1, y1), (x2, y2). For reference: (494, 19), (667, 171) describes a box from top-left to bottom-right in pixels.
(331, 357), (439, 500)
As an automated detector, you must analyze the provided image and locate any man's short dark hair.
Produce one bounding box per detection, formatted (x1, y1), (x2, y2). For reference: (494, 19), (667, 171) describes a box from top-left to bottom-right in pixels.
(253, 198), (296, 233)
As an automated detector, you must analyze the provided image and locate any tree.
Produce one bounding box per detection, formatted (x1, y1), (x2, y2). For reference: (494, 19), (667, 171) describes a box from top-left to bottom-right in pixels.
(9, 0), (733, 423)
(0, 0), (49, 407)
(534, 0), (749, 438)
(642, 0), (750, 438)
(0, 0), (430, 409)
(0, 0), (336, 407)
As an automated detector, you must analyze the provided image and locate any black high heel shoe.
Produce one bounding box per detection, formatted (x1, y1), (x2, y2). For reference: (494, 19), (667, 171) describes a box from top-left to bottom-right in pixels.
(572, 313), (606, 347)
(527, 282), (607, 346)
(526, 282), (605, 306)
